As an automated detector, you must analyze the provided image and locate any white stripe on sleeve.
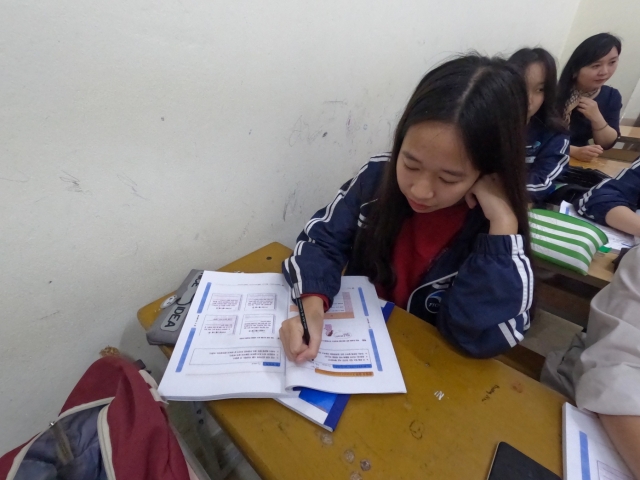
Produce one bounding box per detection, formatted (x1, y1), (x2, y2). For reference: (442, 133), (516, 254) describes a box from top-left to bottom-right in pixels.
(498, 322), (517, 347)
(526, 139), (569, 192)
(508, 318), (524, 342)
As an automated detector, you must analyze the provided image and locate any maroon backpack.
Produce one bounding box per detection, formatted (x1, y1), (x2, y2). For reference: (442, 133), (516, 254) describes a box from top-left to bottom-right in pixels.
(0, 356), (191, 480)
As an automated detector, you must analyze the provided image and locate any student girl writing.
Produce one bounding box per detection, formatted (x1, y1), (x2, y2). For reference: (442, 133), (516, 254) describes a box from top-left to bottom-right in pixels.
(509, 48), (569, 203)
(557, 33), (622, 162)
(280, 55), (534, 361)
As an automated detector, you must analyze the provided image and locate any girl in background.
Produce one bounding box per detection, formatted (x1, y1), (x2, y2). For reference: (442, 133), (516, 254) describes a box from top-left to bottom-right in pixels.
(280, 55), (533, 361)
(557, 33), (622, 162)
(509, 48), (569, 203)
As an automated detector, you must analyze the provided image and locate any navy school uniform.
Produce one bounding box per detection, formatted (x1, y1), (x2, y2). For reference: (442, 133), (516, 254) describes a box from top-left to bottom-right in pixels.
(575, 157), (640, 224)
(282, 155), (533, 358)
(570, 85), (622, 148)
(525, 117), (570, 203)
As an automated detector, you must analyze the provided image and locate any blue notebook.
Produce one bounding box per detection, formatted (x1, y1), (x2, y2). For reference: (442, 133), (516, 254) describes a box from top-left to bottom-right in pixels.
(276, 300), (395, 431)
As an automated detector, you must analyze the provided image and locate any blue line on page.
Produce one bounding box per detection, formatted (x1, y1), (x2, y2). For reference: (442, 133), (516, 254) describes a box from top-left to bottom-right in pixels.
(176, 328), (196, 373)
(263, 362), (281, 367)
(332, 364), (372, 369)
(358, 287), (369, 316)
(369, 329), (383, 371)
(580, 431), (591, 480)
(197, 282), (211, 313)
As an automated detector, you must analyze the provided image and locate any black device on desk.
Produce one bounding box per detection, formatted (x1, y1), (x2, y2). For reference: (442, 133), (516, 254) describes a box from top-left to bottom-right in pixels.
(557, 166), (612, 188)
(486, 442), (561, 480)
(543, 166), (613, 207)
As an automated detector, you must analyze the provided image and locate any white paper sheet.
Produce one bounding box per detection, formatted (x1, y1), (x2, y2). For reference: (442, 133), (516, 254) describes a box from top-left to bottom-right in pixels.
(563, 403), (633, 480)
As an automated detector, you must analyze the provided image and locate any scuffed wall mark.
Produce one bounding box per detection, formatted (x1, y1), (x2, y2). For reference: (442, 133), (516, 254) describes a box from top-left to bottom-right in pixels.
(307, 128), (323, 143)
(239, 223), (250, 239)
(288, 116), (324, 146)
(38, 310), (61, 321)
(33, 195), (52, 204)
(60, 170), (89, 194)
(117, 174), (148, 200)
(288, 116), (308, 147)
(238, 213), (255, 241)
(0, 169), (29, 183)
(345, 111), (354, 137)
(322, 99), (348, 123)
(282, 188), (298, 221)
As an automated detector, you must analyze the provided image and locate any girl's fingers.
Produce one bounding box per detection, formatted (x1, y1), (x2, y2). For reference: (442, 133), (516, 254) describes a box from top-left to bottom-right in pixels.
(295, 336), (320, 363)
(287, 333), (306, 360)
(280, 319), (304, 361)
(465, 190), (478, 209)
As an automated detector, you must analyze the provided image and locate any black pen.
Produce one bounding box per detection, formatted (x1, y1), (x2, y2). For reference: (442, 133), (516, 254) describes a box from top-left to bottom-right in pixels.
(288, 264), (310, 345)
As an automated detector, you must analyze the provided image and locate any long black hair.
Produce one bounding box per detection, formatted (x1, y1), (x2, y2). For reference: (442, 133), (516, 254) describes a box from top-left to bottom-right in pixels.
(557, 33), (622, 109)
(351, 54), (531, 288)
(509, 48), (566, 133)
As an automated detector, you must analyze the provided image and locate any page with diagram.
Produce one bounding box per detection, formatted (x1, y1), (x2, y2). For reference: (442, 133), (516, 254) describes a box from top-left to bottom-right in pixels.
(284, 276), (406, 395)
(158, 271), (292, 401)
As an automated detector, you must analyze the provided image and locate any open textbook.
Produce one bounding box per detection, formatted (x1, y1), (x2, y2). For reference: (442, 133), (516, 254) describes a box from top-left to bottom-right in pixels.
(563, 403), (633, 480)
(158, 272), (406, 401)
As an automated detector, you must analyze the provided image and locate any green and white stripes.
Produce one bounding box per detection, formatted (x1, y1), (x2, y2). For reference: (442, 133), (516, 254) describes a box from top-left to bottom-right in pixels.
(528, 209), (608, 275)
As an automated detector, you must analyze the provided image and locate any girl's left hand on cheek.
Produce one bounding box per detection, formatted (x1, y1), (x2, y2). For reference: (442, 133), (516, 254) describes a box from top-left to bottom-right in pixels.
(465, 174), (518, 235)
(577, 97), (602, 122)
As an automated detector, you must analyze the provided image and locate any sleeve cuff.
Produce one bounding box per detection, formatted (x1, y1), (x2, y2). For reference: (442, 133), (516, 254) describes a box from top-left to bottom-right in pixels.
(300, 293), (330, 312)
(473, 233), (524, 255)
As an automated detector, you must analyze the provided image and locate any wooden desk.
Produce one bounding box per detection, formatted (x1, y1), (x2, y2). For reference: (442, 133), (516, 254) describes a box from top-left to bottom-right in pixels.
(620, 125), (640, 142)
(535, 251), (615, 289)
(569, 156), (628, 177)
(138, 243), (566, 479)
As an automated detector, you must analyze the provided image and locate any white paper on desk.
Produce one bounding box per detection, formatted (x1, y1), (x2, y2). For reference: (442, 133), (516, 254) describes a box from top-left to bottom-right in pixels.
(563, 403), (633, 480)
(559, 201), (635, 251)
(158, 272), (406, 401)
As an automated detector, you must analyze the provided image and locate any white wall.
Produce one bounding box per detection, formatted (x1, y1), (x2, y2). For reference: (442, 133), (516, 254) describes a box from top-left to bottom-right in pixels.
(622, 77), (640, 123)
(0, 0), (580, 453)
(560, 0), (640, 110)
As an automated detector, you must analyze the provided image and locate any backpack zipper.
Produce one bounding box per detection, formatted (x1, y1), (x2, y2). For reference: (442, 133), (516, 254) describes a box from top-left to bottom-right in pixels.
(50, 420), (74, 466)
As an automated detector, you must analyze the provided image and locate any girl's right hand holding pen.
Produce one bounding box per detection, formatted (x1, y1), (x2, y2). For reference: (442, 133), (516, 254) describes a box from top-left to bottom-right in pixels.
(279, 295), (325, 363)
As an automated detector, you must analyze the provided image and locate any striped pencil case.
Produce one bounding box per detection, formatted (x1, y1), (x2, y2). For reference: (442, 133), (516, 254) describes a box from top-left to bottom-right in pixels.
(528, 209), (608, 275)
